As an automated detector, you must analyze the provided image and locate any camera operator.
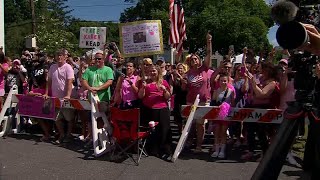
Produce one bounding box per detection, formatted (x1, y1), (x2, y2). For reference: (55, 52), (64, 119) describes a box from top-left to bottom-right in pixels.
(299, 23), (320, 56)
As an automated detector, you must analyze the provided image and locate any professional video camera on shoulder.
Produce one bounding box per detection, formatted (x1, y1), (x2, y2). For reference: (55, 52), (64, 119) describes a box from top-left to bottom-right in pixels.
(272, 0), (319, 50)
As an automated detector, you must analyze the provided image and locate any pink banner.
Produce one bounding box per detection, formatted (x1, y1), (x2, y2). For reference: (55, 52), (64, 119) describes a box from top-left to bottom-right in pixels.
(17, 95), (56, 120)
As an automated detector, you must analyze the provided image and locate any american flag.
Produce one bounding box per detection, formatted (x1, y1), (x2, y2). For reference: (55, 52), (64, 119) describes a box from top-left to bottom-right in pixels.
(169, 0), (187, 55)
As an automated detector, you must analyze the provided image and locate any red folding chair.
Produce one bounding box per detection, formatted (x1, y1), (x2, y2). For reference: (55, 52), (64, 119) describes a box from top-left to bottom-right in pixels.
(110, 107), (156, 165)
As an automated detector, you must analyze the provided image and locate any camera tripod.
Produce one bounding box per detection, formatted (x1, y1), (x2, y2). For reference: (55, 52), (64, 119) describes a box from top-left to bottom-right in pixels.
(251, 90), (320, 180)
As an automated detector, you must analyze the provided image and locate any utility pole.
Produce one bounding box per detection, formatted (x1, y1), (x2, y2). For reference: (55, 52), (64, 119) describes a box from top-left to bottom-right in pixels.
(30, 0), (36, 34)
(0, 0), (5, 53)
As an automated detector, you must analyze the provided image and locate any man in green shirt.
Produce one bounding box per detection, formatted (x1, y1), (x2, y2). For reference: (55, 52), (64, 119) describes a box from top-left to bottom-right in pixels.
(82, 51), (114, 102)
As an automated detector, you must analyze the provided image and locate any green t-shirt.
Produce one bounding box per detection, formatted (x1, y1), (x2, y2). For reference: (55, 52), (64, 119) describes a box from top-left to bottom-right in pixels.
(82, 66), (114, 101)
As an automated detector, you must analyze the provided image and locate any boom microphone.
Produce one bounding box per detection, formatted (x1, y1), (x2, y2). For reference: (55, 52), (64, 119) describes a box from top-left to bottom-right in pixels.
(271, 0), (299, 25)
(272, 1), (309, 50)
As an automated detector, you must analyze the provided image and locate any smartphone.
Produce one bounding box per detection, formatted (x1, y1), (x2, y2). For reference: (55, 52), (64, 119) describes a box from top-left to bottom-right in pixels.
(240, 66), (246, 76)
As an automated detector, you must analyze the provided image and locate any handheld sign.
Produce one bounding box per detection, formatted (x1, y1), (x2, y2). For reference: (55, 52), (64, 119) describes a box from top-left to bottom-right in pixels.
(79, 27), (107, 49)
(119, 20), (164, 57)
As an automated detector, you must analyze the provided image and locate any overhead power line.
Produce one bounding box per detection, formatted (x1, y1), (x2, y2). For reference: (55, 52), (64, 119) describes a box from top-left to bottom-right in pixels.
(68, 3), (136, 8)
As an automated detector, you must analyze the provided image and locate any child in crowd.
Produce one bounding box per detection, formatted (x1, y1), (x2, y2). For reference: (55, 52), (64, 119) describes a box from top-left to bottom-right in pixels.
(210, 73), (235, 159)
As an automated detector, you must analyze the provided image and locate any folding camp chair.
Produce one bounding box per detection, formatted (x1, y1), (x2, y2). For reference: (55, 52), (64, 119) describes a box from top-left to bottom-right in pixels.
(109, 107), (156, 165)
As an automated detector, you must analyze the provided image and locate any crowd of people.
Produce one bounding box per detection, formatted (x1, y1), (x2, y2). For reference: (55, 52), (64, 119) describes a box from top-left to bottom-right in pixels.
(0, 32), (320, 164)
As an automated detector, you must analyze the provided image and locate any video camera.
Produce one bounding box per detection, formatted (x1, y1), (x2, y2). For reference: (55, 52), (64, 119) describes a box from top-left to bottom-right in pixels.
(289, 51), (319, 92)
(273, 0), (320, 50)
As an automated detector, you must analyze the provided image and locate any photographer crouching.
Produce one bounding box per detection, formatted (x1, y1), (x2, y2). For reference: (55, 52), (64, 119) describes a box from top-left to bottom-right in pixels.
(252, 1), (320, 179)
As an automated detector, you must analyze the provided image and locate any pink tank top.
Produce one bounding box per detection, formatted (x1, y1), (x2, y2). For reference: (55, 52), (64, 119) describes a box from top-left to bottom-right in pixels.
(121, 75), (138, 104)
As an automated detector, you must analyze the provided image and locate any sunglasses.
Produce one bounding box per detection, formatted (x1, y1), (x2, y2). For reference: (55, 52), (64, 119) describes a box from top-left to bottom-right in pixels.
(95, 58), (103, 61)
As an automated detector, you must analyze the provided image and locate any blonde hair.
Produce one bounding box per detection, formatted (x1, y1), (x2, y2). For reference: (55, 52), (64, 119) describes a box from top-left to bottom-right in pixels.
(185, 53), (201, 68)
(177, 63), (187, 73)
(150, 64), (163, 88)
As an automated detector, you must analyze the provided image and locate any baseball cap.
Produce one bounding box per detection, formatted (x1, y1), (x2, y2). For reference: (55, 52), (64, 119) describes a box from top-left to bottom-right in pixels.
(156, 56), (165, 64)
(13, 59), (21, 65)
(279, 59), (288, 65)
(143, 58), (153, 65)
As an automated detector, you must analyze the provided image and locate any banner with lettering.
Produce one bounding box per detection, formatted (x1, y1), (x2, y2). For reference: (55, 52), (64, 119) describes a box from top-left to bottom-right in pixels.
(119, 20), (164, 57)
(16, 95), (56, 120)
(79, 27), (107, 49)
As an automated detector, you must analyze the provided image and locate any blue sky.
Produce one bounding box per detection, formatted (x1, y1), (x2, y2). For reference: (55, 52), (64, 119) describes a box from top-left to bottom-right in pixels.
(66, 0), (278, 46)
(66, 0), (136, 22)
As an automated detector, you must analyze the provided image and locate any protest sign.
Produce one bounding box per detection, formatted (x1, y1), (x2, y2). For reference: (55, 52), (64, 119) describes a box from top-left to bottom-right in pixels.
(79, 27), (107, 49)
(119, 20), (163, 57)
(16, 95), (55, 120)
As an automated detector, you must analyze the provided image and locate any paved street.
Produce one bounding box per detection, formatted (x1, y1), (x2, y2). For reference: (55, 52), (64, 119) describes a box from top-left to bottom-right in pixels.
(0, 133), (310, 180)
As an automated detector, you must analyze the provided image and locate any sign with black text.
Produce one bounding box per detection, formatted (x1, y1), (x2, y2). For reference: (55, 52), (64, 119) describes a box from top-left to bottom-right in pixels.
(79, 27), (107, 49)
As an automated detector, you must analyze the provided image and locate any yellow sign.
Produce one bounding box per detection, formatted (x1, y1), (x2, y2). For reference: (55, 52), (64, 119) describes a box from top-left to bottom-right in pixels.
(119, 20), (164, 57)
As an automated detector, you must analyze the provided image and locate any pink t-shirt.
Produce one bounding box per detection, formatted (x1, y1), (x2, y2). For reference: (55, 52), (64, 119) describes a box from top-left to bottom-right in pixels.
(48, 63), (74, 98)
(142, 80), (170, 109)
(0, 63), (9, 90)
(122, 75), (138, 104)
(186, 65), (214, 104)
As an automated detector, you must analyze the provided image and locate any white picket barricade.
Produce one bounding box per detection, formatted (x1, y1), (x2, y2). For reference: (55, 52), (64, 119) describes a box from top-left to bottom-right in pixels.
(0, 87), (113, 157)
(0, 85), (19, 137)
(172, 95), (200, 163)
(181, 105), (284, 123)
(171, 96), (285, 163)
(90, 93), (113, 157)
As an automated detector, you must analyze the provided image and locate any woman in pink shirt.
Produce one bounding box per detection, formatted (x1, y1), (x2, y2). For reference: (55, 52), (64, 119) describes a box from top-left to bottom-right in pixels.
(183, 33), (213, 152)
(138, 65), (172, 160)
(0, 53), (9, 108)
(113, 60), (140, 109)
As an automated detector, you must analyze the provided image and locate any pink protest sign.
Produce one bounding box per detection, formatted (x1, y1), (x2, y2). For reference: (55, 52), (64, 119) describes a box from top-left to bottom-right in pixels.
(16, 95), (56, 120)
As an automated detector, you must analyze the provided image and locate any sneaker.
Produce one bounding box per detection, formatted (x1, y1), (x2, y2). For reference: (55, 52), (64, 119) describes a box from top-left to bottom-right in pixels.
(211, 151), (219, 158)
(40, 136), (51, 143)
(286, 153), (298, 166)
(241, 152), (253, 160)
(55, 136), (65, 144)
(218, 151), (226, 159)
(193, 147), (203, 153)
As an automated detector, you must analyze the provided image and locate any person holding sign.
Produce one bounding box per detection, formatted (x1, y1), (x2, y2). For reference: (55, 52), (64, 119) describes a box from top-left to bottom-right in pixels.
(81, 51), (114, 140)
(82, 51), (114, 102)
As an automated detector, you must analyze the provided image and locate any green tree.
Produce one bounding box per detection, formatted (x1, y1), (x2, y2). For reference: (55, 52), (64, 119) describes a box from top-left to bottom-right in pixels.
(120, 0), (273, 55)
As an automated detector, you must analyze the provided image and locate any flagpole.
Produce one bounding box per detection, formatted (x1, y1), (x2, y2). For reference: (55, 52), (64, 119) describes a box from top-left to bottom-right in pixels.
(170, 47), (175, 65)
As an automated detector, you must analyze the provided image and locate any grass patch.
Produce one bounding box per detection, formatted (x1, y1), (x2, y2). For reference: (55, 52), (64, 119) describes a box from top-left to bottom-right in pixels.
(292, 125), (308, 159)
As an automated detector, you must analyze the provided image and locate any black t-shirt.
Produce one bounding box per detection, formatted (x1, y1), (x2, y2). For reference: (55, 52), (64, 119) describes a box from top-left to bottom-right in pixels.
(32, 63), (48, 88)
(5, 70), (26, 94)
(104, 60), (121, 96)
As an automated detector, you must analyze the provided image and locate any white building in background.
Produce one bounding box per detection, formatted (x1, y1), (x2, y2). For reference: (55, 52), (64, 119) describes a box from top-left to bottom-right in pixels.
(0, 0), (4, 53)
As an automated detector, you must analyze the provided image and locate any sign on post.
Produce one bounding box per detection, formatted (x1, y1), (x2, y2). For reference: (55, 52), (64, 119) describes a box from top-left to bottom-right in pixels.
(16, 95), (56, 120)
(79, 27), (107, 49)
(119, 20), (164, 57)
